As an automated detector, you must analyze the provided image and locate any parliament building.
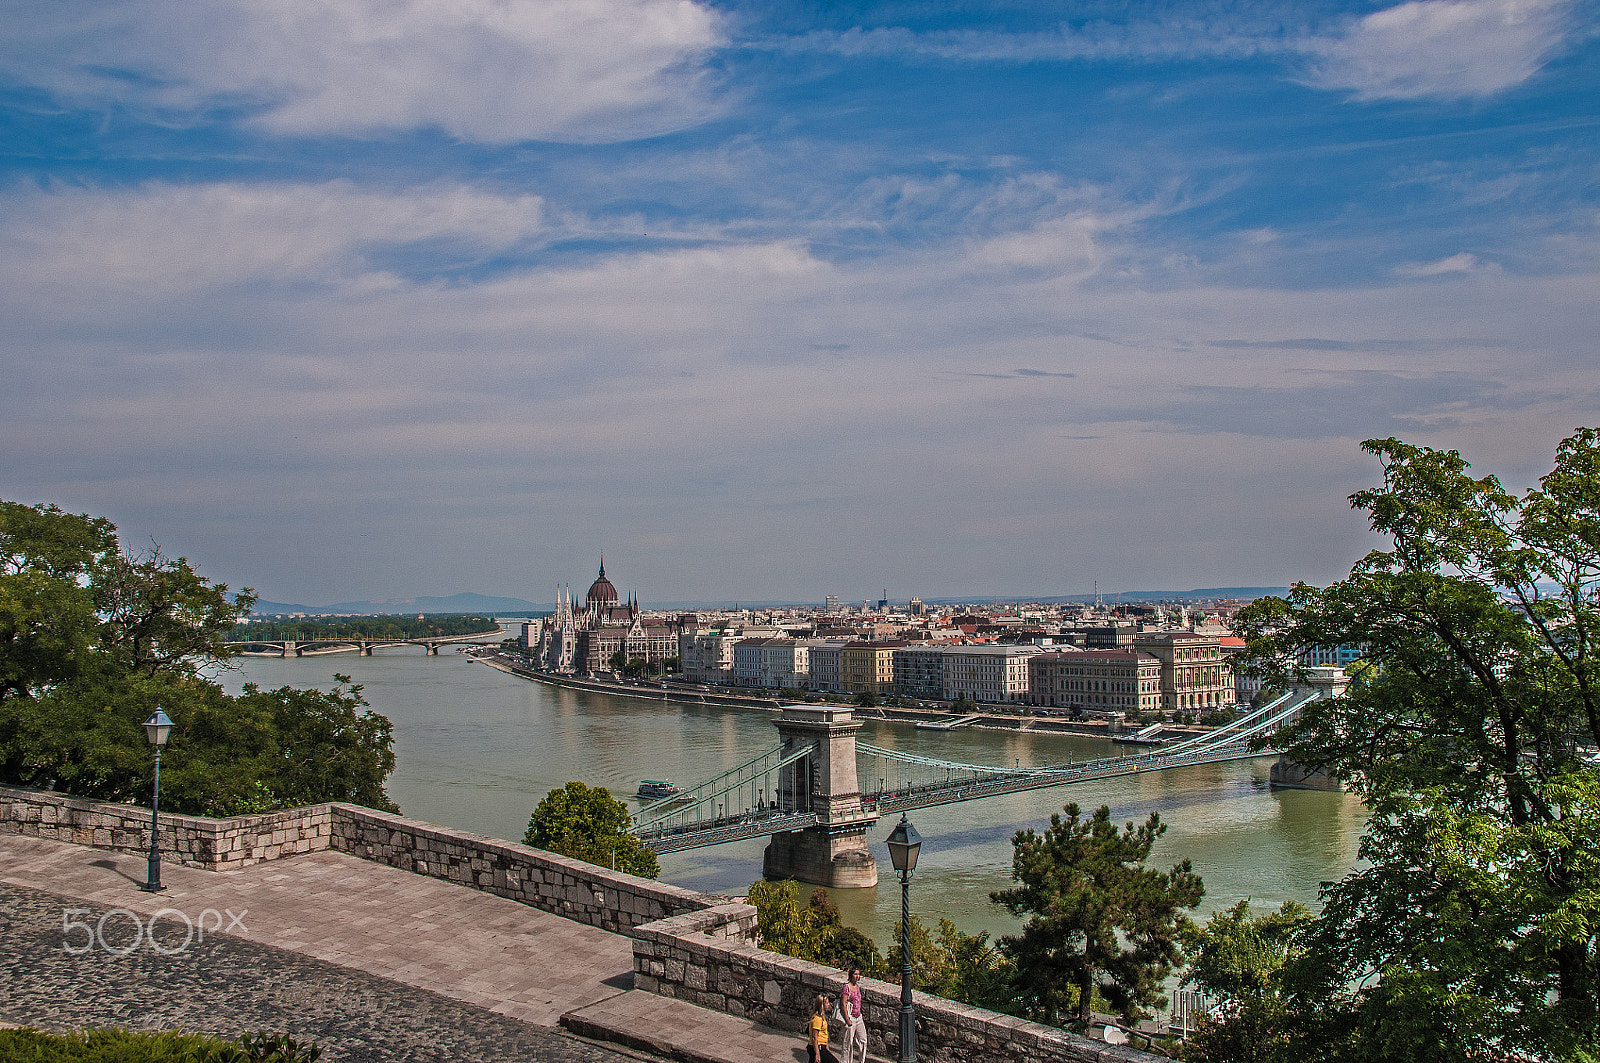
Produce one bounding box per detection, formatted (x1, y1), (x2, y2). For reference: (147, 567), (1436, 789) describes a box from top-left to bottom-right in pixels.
(522, 560), (680, 675)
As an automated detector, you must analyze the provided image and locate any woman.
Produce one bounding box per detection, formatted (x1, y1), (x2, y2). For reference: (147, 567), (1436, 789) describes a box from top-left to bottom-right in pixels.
(806, 992), (841, 1063)
(842, 966), (867, 1063)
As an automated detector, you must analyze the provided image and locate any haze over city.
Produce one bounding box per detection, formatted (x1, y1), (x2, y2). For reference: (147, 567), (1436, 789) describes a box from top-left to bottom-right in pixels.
(3, 0), (1596, 606)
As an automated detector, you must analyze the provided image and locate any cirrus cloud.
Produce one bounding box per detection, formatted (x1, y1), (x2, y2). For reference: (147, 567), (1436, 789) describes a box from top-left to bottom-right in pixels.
(0, 0), (727, 143)
(1301, 0), (1574, 100)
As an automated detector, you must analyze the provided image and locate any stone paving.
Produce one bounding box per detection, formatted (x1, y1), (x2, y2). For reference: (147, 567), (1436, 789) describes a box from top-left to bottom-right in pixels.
(0, 833), (822, 1063)
(0, 885), (647, 1063)
(0, 833), (635, 1027)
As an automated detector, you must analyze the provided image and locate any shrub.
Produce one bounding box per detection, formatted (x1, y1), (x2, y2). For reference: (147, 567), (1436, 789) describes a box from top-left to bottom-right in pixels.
(0, 1028), (320, 1062)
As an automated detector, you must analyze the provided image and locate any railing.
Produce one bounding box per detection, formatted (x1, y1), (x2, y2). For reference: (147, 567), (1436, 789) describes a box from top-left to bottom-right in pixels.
(630, 687), (1329, 852)
(632, 741), (819, 837)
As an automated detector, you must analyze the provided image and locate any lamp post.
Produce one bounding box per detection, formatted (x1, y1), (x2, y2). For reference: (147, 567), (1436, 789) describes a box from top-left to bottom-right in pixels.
(139, 709), (173, 893)
(885, 814), (922, 1063)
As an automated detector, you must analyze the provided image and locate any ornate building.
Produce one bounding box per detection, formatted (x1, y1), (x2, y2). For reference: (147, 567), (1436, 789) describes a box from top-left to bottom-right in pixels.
(523, 560), (680, 675)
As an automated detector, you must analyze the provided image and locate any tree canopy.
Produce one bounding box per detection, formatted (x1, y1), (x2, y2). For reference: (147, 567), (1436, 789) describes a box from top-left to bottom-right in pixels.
(992, 802), (1203, 1031)
(524, 781), (660, 878)
(0, 499), (398, 816)
(1232, 428), (1600, 1060)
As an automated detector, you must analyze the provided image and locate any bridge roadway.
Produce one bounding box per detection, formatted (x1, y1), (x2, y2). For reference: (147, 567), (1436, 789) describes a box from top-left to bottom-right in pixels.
(635, 683), (1330, 854)
(226, 630), (505, 655)
(638, 739), (1277, 853)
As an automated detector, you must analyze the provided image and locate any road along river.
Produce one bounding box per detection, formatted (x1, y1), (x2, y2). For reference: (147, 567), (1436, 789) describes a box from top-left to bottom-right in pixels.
(223, 650), (1366, 949)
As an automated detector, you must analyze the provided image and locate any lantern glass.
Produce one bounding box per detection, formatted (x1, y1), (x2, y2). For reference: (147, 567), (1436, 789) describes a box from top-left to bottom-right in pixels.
(885, 814), (922, 872)
(143, 710), (174, 748)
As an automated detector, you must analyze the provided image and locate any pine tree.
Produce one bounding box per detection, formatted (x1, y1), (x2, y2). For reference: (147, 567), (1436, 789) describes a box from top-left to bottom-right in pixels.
(992, 803), (1203, 1030)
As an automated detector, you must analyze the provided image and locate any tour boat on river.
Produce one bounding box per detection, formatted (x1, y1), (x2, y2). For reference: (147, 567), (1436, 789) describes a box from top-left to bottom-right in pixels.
(637, 779), (684, 799)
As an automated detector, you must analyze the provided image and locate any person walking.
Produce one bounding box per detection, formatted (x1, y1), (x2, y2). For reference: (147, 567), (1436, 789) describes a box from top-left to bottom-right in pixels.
(806, 993), (841, 1063)
(842, 966), (868, 1063)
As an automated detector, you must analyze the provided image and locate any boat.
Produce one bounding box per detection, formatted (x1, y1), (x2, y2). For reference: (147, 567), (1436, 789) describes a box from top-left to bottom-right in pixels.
(637, 780), (684, 799)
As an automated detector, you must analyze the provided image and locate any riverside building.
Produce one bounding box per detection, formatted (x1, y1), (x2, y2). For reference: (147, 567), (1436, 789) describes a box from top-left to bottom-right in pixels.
(522, 561), (681, 675)
(1133, 631), (1233, 712)
(941, 644), (1043, 704)
(1027, 649), (1162, 714)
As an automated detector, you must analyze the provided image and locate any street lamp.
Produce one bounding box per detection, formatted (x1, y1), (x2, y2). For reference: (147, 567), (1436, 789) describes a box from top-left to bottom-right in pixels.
(139, 709), (173, 893)
(885, 814), (923, 1063)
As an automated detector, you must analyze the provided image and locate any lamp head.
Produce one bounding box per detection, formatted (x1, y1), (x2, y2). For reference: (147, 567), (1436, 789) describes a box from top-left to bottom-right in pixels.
(143, 709), (174, 748)
(885, 813), (922, 872)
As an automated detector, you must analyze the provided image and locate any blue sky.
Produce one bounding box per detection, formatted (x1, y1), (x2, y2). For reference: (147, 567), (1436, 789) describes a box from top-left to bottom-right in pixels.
(2, 0), (1597, 606)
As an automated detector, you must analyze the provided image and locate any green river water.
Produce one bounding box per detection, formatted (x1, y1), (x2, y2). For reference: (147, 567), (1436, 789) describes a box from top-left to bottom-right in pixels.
(225, 648), (1366, 950)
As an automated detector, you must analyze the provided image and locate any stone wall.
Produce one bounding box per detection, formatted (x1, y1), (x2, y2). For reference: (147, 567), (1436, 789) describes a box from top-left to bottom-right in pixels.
(2, 785), (1158, 1059)
(631, 905), (1153, 1063)
(0, 785), (333, 871)
(0, 787), (731, 932)
(328, 805), (728, 934)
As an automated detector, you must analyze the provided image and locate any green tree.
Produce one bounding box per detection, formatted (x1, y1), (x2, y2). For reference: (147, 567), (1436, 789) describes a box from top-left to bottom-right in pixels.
(992, 803), (1203, 1031)
(93, 546), (253, 678)
(0, 499), (398, 817)
(1233, 429), (1600, 1060)
(0, 501), (118, 702)
(747, 879), (886, 973)
(524, 781), (659, 878)
(1180, 901), (1312, 1063)
(930, 918), (1015, 1011)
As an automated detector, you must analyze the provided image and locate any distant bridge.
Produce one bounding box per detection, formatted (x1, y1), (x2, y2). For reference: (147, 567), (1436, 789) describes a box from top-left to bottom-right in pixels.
(631, 677), (1344, 886)
(227, 630), (505, 657)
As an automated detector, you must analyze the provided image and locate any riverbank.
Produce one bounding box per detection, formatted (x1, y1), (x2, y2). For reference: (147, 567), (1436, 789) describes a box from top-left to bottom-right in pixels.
(475, 652), (1206, 743)
(475, 654), (787, 711)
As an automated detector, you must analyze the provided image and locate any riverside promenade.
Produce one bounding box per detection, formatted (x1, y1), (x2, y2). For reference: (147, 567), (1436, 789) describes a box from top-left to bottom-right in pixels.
(0, 834), (810, 1063)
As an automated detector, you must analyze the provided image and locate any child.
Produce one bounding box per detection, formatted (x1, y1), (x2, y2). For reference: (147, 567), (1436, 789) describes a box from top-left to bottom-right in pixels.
(807, 992), (841, 1063)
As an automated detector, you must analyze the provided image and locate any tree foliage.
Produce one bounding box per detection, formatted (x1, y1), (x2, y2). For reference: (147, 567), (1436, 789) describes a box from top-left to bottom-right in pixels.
(747, 878), (884, 972)
(0, 499), (398, 816)
(524, 781), (660, 878)
(227, 614), (497, 641)
(1179, 901), (1313, 1063)
(992, 803), (1203, 1031)
(1232, 428), (1600, 1060)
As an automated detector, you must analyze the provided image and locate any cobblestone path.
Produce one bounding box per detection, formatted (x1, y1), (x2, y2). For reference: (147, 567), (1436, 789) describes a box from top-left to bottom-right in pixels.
(0, 886), (655, 1063)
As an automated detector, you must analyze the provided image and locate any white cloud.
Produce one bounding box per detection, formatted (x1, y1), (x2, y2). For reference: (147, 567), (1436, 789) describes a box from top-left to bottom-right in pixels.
(0, 181), (547, 295)
(2, 179), (1596, 601)
(0, 0), (725, 143)
(1301, 0), (1572, 100)
(756, 0), (1574, 104)
(1393, 252), (1489, 275)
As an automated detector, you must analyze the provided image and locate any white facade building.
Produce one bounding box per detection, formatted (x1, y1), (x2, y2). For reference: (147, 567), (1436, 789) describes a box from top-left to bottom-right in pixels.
(941, 645), (1043, 703)
(732, 638), (810, 689)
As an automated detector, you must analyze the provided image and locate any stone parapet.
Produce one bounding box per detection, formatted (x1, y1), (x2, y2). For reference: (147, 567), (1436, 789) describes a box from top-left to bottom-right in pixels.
(327, 805), (722, 933)
(0, 785), (333, 871)
(630, 904), (1153, 1063)
(1, 784), (1161, 1059)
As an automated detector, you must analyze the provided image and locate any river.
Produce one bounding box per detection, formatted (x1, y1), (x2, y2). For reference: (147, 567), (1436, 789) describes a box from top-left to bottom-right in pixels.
(222, 648), (1366, 950)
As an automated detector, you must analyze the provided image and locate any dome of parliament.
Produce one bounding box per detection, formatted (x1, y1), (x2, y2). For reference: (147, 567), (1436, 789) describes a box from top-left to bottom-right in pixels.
(585, 561), (619, 608)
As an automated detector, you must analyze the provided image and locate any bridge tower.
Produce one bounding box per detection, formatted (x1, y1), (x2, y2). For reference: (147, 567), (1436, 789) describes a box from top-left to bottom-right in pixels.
(763, 705), (880, 889)
(1270, 666), (1351, 791)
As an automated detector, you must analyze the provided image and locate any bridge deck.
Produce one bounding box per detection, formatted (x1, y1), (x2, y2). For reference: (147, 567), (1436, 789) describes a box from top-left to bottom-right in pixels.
(642, 742), (1278, 852)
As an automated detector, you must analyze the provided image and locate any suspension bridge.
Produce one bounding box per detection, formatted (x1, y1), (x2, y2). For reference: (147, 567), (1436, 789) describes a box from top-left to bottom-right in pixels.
(631, 672), (1344, 888)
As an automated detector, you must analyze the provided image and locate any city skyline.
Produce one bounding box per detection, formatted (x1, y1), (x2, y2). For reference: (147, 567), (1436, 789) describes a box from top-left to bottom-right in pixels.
(3, 0), (1596, 605)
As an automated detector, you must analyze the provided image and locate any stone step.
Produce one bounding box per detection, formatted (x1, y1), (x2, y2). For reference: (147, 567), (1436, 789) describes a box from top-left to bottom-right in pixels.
(563, 989), (870, 1063)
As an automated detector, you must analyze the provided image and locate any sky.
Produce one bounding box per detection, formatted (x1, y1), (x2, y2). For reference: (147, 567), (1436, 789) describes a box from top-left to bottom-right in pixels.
(2, 0), (1597, 607)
